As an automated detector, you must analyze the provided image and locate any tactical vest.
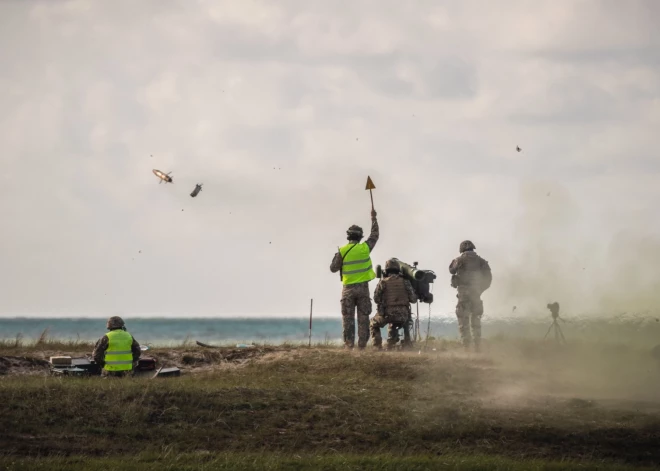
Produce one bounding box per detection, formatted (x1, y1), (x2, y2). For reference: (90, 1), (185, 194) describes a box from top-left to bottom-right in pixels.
(382, 275), (410, 308)
(454, 252), (491, 290)
(339, 242), (376, 285)
(104, 329), (134, 371)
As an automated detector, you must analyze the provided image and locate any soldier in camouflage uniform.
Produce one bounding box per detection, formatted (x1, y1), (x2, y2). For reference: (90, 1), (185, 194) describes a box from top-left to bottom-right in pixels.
(92, 316), (142, 377)
(330, 210), (379, 349)
(371, 259), (418, 350)
(449, 240), (492, 352)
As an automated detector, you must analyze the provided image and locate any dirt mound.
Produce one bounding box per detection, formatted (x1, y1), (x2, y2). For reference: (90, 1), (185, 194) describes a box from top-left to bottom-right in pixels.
(0, 356), (50, 376)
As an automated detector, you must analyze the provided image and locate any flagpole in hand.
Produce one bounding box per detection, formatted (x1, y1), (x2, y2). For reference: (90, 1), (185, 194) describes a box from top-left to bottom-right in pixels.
(365, 176), (376, 214)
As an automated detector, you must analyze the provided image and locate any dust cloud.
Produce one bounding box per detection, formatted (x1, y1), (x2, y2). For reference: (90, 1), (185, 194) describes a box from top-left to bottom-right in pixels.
(489, 180), (660, 322)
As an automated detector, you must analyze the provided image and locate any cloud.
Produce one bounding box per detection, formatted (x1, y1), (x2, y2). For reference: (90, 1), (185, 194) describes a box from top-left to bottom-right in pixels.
(0, 0), (659, 319)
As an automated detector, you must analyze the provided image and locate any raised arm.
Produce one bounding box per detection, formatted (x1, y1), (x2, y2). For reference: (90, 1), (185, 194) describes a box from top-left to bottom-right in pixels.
(365, 211), (379, 251)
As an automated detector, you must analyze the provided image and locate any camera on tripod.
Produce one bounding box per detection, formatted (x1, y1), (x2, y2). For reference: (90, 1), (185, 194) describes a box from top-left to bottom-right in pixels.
(544, 301), (566, 344)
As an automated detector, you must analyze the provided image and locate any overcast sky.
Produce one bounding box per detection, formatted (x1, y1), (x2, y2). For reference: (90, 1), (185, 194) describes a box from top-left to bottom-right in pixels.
(1, 0), (659, 319)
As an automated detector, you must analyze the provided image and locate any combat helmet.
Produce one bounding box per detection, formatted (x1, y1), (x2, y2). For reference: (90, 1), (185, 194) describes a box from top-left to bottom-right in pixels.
(384, 258), (401, 274)
(346, 225), (364, 240)
(459, 240), (476, 253)
(106, 316), (125, 330)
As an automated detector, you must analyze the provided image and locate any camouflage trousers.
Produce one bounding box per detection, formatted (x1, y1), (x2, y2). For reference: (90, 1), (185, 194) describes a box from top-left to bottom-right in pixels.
(340, 282), (372, 349)
(455, 286), (483, 349)
(370, 307), (411, 349)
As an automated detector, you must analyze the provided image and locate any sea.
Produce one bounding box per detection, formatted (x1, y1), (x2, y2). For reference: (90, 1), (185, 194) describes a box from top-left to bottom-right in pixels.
(1, 315), (659, 347)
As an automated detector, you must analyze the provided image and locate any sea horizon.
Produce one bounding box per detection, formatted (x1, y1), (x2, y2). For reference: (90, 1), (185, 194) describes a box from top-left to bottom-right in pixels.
(1, 315), (659, 348)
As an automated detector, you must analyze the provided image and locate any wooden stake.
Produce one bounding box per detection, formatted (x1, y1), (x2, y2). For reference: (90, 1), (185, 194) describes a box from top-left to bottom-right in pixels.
(308, 299), (313, 347)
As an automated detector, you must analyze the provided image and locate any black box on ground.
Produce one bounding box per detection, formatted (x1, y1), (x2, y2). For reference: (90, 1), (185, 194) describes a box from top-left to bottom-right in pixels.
(137, 357), (157, 371)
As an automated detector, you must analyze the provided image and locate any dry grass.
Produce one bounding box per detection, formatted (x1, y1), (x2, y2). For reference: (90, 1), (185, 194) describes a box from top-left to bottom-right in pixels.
(1, 338), (659, 470)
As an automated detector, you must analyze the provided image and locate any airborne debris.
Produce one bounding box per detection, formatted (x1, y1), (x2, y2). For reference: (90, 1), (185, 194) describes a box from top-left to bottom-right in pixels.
(516, 146), (522, 152)
(190, 183), (203, 198)
(152, 169), (173, 184)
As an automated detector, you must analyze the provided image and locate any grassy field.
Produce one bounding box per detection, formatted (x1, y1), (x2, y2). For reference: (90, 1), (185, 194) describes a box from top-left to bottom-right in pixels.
(1, 338), (659, 470)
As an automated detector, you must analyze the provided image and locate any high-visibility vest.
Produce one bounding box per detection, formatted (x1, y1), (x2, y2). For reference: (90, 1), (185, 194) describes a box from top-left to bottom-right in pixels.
(339, 242), (376, 285)
(104, 329), (134, 371)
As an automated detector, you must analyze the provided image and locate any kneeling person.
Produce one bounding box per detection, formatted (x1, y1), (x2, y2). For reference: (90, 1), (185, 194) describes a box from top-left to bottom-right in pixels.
(370, 259), (418, 349)
(92, 316), (142, 377)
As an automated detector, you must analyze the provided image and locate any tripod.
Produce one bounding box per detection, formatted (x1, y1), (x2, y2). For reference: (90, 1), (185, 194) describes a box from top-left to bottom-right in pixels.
(544, 302), (566, 344)
(544, 318), (566, 344)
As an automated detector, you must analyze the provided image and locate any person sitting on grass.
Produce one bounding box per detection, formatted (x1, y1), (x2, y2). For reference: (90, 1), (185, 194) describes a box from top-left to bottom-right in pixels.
(92, 316), (141, 377)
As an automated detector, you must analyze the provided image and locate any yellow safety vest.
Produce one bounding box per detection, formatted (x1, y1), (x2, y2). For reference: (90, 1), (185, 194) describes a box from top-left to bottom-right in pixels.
(104, 329), (134, 371)
(340, 242), (376, 285)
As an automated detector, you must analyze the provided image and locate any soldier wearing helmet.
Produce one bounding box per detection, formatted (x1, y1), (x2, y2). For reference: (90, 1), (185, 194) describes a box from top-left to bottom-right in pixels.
(370, 258), (417, 350)
(92, 316), (142, 377)
(449, 240), (492, 352)
(330, 209), (379, 349)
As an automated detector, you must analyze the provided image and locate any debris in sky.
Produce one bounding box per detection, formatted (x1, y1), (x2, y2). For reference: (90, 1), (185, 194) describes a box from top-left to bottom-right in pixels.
(138, 250), (142, 253)
(512, 306), (517, 312)
(152, 169), (173, 184)
(190, 183), (203, 198)
(516, 146), (522, 152)
(547, 192), (551, 196)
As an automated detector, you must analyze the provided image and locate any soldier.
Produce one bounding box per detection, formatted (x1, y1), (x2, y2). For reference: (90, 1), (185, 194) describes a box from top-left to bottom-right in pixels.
(330, 210), (379, 349)
(92, 316), (142, 377)
(449, 240), (492, 352)
(370, 259), (418, 350)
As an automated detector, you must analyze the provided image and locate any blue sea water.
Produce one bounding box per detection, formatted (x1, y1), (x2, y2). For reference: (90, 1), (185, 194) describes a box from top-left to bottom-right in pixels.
(1, 315), (659, 347)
